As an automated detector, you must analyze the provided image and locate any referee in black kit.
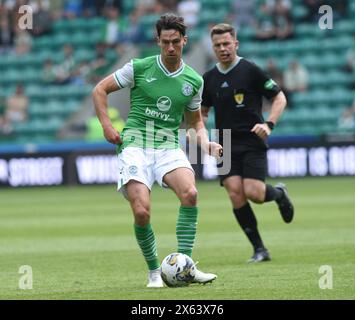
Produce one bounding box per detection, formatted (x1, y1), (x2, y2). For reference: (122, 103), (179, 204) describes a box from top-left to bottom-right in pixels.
(202, 23), (294, 263)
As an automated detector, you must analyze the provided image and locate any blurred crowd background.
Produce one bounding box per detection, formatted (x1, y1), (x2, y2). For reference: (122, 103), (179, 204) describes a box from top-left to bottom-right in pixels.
(0, 0), (354, 144)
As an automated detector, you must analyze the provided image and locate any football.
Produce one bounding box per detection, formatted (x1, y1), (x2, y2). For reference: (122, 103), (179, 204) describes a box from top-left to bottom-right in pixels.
(160, 253), (196, 287)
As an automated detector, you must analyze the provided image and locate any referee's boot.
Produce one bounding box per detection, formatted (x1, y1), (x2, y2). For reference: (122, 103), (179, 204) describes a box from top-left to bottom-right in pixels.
(247, 247), (271, 263)
(275, 182), (294, 223)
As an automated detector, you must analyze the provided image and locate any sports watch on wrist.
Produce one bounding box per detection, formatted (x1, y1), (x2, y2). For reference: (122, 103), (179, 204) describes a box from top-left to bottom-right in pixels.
(265, 121), (275, 131)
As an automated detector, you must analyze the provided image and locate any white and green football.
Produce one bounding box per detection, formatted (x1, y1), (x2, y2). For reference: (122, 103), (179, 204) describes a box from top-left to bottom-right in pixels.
(160, 253), (196, 287)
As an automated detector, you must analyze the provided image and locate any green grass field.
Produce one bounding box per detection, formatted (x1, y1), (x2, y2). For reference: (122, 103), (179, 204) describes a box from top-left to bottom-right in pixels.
(1, 177), (355, 300)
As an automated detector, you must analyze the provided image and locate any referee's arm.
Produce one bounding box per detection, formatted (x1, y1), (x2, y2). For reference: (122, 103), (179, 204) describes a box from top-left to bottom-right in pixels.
(251, 91), (287, 139)
(267, 91), (287, 126)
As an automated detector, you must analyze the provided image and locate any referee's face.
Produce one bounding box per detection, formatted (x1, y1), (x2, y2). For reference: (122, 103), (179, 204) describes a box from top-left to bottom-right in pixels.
(212, 32), (238, 66)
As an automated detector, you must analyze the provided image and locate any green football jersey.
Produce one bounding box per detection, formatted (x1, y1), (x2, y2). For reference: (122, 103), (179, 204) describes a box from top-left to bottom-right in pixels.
(114, 55), (203, 151)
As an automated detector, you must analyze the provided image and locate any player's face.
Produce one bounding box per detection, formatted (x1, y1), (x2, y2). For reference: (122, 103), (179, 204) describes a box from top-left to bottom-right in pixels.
(158, 29), (187, 64)
(212, 32), (238, 65)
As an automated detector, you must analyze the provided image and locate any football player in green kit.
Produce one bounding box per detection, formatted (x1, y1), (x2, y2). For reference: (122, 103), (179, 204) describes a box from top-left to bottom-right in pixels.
(92, 14), (222, 288)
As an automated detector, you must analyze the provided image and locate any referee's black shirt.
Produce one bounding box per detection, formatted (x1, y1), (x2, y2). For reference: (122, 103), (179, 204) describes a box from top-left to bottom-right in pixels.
(202, 58), (281, 148)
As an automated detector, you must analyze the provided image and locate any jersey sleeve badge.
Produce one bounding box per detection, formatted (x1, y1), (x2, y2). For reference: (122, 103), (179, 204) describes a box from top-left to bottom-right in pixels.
(264, 79), (277, 90)
(182, 83), (193, 96)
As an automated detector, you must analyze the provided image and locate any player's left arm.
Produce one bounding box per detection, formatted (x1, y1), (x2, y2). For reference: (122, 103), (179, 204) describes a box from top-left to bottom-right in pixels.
(251, 63), (287, 139)
(251, 91), (287, 139)
(185, 109), (222, 158)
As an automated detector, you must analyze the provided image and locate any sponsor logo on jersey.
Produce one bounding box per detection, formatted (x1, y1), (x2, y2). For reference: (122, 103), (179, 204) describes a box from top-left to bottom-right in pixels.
(156, 96), (172, 112)
(221, 81), (229, 88)
(264, 79), (277, 90)
(145, 107), (171, 121)
(234, 93), (244, 105)
(182, 83), (193, 96)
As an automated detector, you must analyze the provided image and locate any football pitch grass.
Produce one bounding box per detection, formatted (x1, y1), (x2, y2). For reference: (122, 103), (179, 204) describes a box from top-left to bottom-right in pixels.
(0, 177), (354, 300)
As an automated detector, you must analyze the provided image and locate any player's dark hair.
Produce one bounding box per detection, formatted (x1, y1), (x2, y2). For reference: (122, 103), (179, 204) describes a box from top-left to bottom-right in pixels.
(210, 23), (237, 39)
(156, 13), (187, 37)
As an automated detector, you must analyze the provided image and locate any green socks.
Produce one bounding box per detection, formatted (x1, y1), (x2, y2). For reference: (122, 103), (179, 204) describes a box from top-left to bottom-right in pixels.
(176, 206), (199, 257)
(134, 224), (160, 270)
(134, 206), (198, 270)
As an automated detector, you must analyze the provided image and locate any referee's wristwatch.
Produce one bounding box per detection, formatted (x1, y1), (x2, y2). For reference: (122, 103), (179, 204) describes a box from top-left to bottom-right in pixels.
(265, 121), (275, 131)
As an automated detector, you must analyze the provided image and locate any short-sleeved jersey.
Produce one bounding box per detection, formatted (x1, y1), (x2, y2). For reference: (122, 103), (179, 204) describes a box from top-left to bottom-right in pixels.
(114, 55), (203, 150)
(202, 58), (281, 147)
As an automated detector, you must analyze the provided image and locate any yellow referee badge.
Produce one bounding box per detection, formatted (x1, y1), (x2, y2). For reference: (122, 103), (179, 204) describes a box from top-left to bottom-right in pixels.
(234, 93), (244, 105)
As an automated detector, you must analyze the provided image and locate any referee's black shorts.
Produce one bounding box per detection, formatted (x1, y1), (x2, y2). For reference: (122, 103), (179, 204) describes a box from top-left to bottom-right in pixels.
(218, 145), (267, 186)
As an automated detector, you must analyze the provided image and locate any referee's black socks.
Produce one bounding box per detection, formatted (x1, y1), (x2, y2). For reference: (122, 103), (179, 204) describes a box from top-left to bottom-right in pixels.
(264, 184), (283, 202)
(233, 203), (265, 251)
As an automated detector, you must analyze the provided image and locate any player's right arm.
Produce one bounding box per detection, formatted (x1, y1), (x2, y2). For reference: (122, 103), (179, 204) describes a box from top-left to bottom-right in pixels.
(201, 106), (210, 124)
(92, 74), (122, 145)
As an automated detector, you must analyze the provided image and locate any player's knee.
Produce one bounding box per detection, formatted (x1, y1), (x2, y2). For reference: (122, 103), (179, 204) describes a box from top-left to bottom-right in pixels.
(180, 187), (198, 206)
(134, 207), (151, 226)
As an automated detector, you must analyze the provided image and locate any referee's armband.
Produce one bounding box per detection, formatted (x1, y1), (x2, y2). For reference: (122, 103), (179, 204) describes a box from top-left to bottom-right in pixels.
(265, 121), (275, 131)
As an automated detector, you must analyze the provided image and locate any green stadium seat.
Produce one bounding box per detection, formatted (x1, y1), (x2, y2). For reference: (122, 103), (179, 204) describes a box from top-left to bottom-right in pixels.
(138, 14), (161, 29)
(199, 9), (227, 26)
(298, 124), (318, 135)
(20, 68), (38, 82)
(122, 0), (136, 14)
(75, 49), (95, 62)
(33, 36), (55, 50)
(314, 107), (338, 122)
(106, 50), (119, 63)
(328, 71), (353, 86)
(322, 36), (353, 52)
(318, 123), (336, 134)
(273, 124), (298, 135)
(294, 23), (326, 38)
(237, 27), (256, 41)
(328, 88), (354, 106)
(309, 72), (327, 88)
(140, 46), (160, 58)
(199, 0), (231, 10)
(35, 49), (55, 61)
(53, 19), (71, 32)
(188, 28), (202, 42)
(292, 5), (308, 21)
(238, 42), (260, 56)
(351, 2), (355, 15)
(52, 33), (72, 47)
(335, 20), (355, 34)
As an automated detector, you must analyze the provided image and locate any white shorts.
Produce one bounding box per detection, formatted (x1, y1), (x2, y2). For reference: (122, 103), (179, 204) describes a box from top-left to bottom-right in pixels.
(117, 147), (194, 195)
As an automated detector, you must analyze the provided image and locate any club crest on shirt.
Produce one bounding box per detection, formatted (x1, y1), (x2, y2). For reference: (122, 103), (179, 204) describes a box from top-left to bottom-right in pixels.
(182, 83), (193, 96)
(234, 93), (244, 105)
(129, 165), (138, 175)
